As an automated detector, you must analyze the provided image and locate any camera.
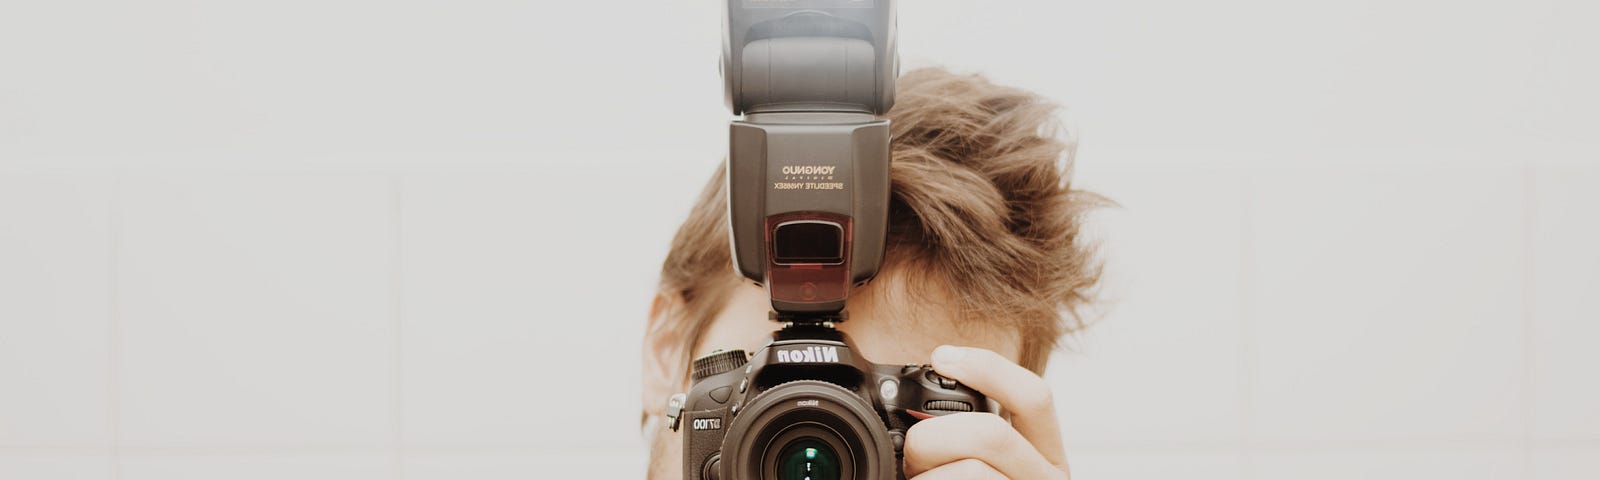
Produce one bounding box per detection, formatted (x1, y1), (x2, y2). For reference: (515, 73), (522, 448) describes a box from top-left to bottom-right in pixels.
(665, 1), (992, 479)
(667, 324), (988, 480)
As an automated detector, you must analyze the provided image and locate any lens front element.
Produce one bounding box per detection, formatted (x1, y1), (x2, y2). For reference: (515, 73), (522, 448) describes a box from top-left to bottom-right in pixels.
(776, 437), (841, 480)
(721, 380), (895, 480)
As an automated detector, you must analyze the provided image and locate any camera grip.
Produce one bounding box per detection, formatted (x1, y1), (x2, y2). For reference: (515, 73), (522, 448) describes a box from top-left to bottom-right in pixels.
(877, 365), (991, 431)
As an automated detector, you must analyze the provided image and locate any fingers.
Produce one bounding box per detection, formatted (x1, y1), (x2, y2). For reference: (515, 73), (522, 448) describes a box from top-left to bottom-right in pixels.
(909, 458), (1006, 480)
(902, 412), (1065, 480)
(929, 345), (1067, 468)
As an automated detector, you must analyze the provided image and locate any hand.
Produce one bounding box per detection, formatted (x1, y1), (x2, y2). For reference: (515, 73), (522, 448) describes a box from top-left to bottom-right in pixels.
(902, 345), (1070, 479)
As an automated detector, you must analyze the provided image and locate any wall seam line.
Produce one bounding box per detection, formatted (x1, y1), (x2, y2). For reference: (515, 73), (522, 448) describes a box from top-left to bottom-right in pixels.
(1520, 163), (1537, 478)
(109, 168), (123, 479)
(391, 173), (406, 480)
(1238, 168), (1256, 479)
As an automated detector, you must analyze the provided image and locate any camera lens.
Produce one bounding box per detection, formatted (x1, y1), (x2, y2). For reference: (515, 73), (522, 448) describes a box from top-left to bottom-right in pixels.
(720, 380), (894, 480)
(775, 437), (841, 480)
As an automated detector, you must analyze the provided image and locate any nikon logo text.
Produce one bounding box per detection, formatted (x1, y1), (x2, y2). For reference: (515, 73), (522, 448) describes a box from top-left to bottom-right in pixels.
(781, 165), (836, 176)
(775, 346), (839, 363)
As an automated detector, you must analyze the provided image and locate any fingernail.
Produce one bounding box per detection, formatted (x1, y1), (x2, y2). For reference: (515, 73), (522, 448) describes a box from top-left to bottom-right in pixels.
(931, 345), (966, 367)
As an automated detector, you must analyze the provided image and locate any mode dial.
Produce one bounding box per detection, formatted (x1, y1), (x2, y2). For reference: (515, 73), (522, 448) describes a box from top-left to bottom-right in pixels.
(692, 349), (748, 382)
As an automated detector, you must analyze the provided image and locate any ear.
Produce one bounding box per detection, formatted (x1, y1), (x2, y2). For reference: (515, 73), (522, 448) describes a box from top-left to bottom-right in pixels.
(641, 291), (689, 423)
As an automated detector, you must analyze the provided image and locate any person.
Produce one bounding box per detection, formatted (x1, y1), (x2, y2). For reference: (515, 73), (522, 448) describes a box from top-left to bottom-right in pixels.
(641, 67), (1103, 479)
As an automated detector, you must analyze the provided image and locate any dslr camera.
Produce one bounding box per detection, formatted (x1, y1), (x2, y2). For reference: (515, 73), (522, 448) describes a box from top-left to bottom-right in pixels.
(665, 1), (990, 479)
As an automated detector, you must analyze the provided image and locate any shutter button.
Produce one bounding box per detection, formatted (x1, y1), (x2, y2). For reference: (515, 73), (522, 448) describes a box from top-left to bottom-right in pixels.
(924, 370), (958, 389)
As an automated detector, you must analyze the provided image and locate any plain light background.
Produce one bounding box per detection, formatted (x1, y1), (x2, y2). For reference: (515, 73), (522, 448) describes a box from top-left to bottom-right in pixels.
(2, 0), (1597, 478)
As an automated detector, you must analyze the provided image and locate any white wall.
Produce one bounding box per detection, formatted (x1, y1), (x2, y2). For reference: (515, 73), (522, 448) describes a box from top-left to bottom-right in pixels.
(1, 0), (1596, 478)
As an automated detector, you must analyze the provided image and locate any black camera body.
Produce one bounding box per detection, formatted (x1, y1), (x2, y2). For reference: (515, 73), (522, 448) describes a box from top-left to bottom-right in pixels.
(669, 324), (988, 480)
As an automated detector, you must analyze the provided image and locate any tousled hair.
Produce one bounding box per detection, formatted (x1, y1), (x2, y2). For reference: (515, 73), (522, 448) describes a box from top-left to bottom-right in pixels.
(653, 67), (1103, 373)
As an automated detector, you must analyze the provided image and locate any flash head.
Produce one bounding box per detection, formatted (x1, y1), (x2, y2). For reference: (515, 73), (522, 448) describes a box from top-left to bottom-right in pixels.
(723, 0), (898, 317)
(723, 0), (898, 115)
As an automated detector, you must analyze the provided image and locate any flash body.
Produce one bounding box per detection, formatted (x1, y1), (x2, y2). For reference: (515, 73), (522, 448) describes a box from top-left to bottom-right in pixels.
(723, 0), (898, 316)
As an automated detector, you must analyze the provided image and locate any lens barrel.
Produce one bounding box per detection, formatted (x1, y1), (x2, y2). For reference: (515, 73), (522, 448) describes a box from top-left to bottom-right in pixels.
(720, 380), (896, 480)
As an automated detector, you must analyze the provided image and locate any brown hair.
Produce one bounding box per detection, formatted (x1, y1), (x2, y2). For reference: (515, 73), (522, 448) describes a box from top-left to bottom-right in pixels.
(653, 67), (1103, 373)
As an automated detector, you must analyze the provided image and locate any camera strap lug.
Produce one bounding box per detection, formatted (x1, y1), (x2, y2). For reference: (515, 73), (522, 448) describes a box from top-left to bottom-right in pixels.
(665, 393), (687, 432)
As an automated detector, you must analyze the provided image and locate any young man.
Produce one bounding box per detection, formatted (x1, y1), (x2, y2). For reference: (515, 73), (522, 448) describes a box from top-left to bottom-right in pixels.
(642, 67), (1102, 479)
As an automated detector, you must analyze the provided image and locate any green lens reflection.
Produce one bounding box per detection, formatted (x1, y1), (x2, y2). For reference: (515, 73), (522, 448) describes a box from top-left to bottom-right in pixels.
(775, 437), (840, 480)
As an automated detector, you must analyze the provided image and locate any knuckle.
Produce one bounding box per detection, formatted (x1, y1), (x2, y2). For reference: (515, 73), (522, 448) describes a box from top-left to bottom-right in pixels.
(906, 413), (1018, 459)
(1011, 377), (1056, 413)
(902, 416), (949, 456)
(969, 347), (1008, 366)
(947, 458), (999, 478)
(964, 413), (1019, 452)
